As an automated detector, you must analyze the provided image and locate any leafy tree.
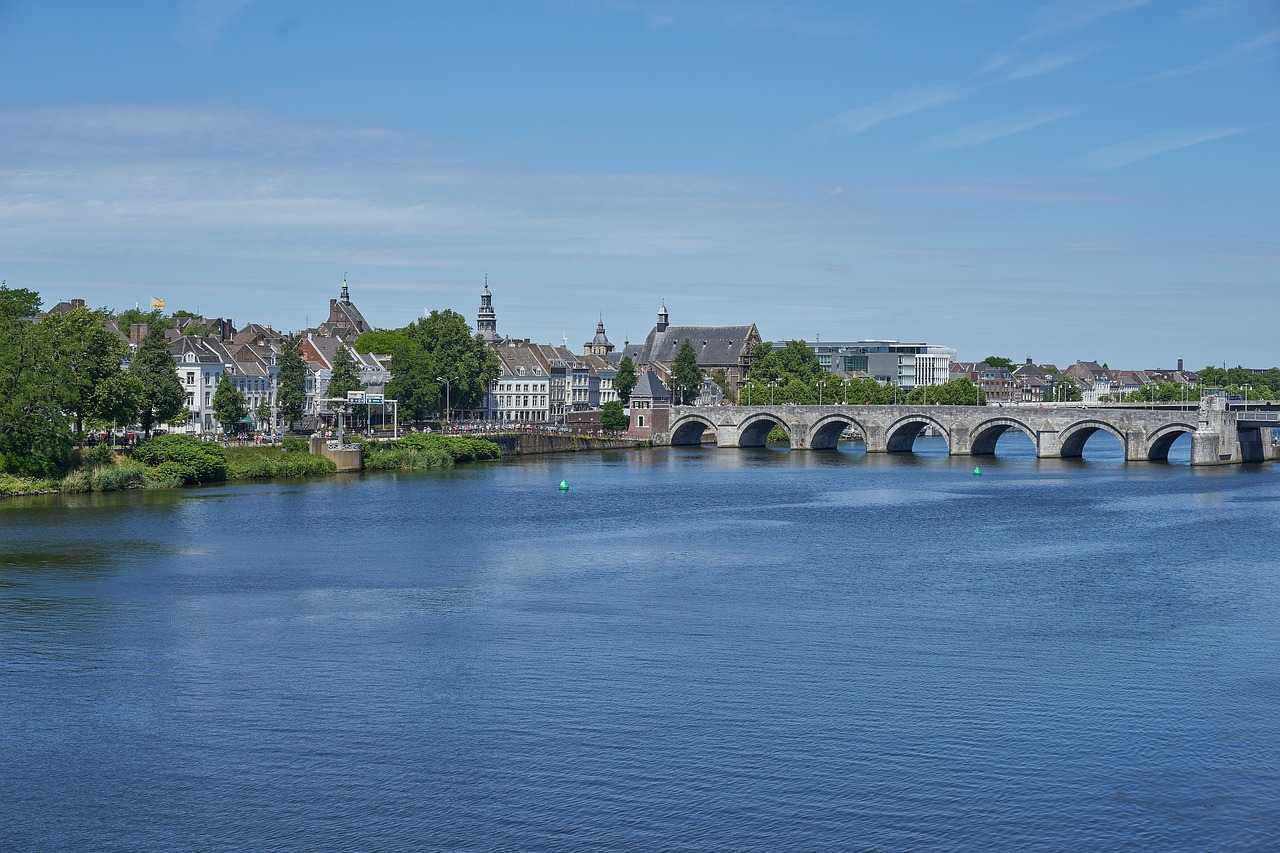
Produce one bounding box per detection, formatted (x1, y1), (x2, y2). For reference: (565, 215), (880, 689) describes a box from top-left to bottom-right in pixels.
(781, 377), (815, 404)
(115, 307), (173, 333)
(353, 329), (411, 355)
(212, 375), (248, 433)
(615, 356), (638, 405)
(255, 400), (273, 430)
(130, 327), (185, 436)
(387, 310), (500, 420)
(92, 371), (144, 433)
(601, 400), (627, 432)
(0, 285), (71, 474)
(39, 306), (128, 442)
(921, 378), (984, 405)
(983, 356), (1015, 369)
(277, 341), (308, 431)
(327, 345), (363, 400)
(671, 340), (702, 405)
(815, 373), (843, 404)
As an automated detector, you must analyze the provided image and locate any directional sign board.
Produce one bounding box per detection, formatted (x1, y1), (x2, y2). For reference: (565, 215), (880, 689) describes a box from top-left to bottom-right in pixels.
(347, 390), (366, 402)
(365, 393), (385, 405)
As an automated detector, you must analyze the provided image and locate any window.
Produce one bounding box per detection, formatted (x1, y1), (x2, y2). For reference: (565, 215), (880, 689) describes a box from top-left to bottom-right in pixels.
(186, 371), (195, 385)
(638, 415), (645, 427)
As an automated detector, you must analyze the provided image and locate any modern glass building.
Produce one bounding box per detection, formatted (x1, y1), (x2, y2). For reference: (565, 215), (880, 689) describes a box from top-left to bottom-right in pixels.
(777, 340), (956, 389)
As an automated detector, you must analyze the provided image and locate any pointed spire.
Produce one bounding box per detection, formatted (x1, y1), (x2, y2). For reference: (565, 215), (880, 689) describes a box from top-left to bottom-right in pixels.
(340, 273), (350, 302)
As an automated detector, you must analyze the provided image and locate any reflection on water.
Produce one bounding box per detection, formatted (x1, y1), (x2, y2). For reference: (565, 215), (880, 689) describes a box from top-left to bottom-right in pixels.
(1, 437), (1277, 852)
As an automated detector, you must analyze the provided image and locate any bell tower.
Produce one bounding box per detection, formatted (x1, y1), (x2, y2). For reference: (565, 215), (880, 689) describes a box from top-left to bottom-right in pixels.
(477, 275), (498, 342)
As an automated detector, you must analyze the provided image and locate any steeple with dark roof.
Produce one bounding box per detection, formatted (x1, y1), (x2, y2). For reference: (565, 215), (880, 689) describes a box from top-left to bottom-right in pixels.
(583, 315), (614, 356)
(477, 276), (498, 342)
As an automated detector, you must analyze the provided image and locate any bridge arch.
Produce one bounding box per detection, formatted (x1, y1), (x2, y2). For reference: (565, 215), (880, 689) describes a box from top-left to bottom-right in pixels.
(737, 411), (791, 448)
(1145, 423), (1197, 462)
(807, 413), (867, 451)
(969, 417), (1038, 456)
(1059, 420), (1127, 459)
(669, 414), (719, 446)
(885, 414), (950, 454)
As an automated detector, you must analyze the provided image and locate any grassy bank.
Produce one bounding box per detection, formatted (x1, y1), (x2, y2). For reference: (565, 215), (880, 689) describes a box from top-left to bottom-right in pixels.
(362, 433), (501, 471)
(2, 433), (501, 499)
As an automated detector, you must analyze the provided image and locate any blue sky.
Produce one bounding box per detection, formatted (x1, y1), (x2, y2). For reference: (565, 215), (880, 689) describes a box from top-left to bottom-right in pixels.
(2, 0), (1277, 366)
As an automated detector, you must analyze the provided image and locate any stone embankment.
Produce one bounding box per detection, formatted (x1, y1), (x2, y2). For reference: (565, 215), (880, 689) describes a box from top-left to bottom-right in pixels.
(489, 433), (647, 457)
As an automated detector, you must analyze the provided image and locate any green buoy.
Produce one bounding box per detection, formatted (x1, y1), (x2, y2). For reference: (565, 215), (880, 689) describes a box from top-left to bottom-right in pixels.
(972, 466), (982, 476)
(559, 480), (570, 492)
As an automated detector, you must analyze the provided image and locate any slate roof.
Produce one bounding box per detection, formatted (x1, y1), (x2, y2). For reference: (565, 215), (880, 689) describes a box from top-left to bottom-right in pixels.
(631, 370), (670, 400)
(492, 340), (549, 378)
(636, 324), (757, 367)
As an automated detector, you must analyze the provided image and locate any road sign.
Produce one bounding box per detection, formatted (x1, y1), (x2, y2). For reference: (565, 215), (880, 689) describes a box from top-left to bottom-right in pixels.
(346, 390), (366, 402)
(365, 393), (384, 405)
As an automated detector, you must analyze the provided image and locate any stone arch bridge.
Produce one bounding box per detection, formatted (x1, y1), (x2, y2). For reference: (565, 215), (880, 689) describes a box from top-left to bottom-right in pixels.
(658, 400), (1278, 466)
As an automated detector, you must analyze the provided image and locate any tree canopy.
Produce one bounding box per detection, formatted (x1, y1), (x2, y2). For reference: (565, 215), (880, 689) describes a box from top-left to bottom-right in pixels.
(131, 327), (185, 436)
(276, 340), (308, 430)
(386, 310), (500, 420)
(327, 346), (363, 401)
(212, 375), (249, 433)
(600, 400), (627, 432)
(615, 356), (637, 405)
(0, 286), (72, 475)
(40, 306), (128, 440)
(671, 340), (702, 405)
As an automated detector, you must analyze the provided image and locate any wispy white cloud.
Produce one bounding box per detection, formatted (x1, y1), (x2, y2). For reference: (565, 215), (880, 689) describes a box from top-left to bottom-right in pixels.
(599, 0), (860, 37)
(1085, 127), (1244, 168)
(176, 0), (253, 51)
(1136, 28), (1280, 83)
(925, 111), (1074, 151)
(829, 87), (964, 136)
(1015, 0), (1149, 44)
(1002, 45), (1098, 80)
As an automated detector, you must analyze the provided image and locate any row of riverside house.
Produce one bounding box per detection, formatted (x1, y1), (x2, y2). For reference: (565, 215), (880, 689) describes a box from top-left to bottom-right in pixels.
(47, 281), (392, 435)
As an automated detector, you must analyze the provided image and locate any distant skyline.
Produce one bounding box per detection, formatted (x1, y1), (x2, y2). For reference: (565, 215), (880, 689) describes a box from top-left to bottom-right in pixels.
(2, 0), (1278, 366)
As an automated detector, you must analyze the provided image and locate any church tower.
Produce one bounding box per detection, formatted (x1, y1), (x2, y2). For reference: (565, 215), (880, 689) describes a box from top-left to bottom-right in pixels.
(656, 302), (669, 332)
(583, 316), (614, 356)
(477, 276), (497, 342)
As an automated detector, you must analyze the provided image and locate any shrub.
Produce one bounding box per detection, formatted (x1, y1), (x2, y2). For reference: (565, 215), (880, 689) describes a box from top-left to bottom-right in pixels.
(90, 461), (147, 492)
(393, 433), (500, 463)
(144, 462), (189, 489)
(225, 447), (336, 480)
(134, 435), (227, 484)
(281, 437), (310, 454)
(83, 442), (115, 469)
(364, 446), (453, 471)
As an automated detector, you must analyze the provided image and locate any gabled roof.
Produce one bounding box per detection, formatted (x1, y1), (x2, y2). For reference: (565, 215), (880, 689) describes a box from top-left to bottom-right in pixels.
(637, 323), (758, 367)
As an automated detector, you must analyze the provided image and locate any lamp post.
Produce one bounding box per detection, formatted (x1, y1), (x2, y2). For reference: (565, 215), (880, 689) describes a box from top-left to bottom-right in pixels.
(1242, 383), (1251, 410)
(436, 376), (451, 431)
(769, 379), (778, 406)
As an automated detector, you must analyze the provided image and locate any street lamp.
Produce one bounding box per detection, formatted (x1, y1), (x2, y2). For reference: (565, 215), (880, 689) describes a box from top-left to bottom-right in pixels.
(436, 376), (451, 430)
(769, 379), (779, 406)
(1242, 383), (1252, 410)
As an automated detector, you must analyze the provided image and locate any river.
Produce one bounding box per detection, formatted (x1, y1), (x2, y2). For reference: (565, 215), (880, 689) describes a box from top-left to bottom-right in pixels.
(2, 434), (1278, 851)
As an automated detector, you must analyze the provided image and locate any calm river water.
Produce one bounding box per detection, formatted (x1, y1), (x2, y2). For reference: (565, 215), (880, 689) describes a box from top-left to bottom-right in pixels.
(2, 435), (1278, 851)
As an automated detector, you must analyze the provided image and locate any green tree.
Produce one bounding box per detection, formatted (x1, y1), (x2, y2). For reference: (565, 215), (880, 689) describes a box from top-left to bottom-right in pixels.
(922, 378), (984, 405)
(92, 371), (144, 434)
(600, 399), (627, 432)
(387, 310), (500, 420)
(1052, 375), (1083, 402)
(130, 327), (185, 436)
(671, 339), (702, 405)
(115, 307), (173, 333)
(327, 346), (363, 401)
(39, 306), (128, 442)
(615, 356), (638, 405)
(983, 356), (1015, 369)
(353, 329), (411, 355)
(781, 377), (815, 404)
(276, 341), (308, 431)
(255, 399), (272, 430)
(212, 375), (248, 433)
(0, 285), (72, 475)
(816, 373), (843, 404)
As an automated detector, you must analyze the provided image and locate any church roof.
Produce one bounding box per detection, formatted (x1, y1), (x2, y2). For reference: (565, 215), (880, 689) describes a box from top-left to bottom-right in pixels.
(638, 324), (757, 367)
